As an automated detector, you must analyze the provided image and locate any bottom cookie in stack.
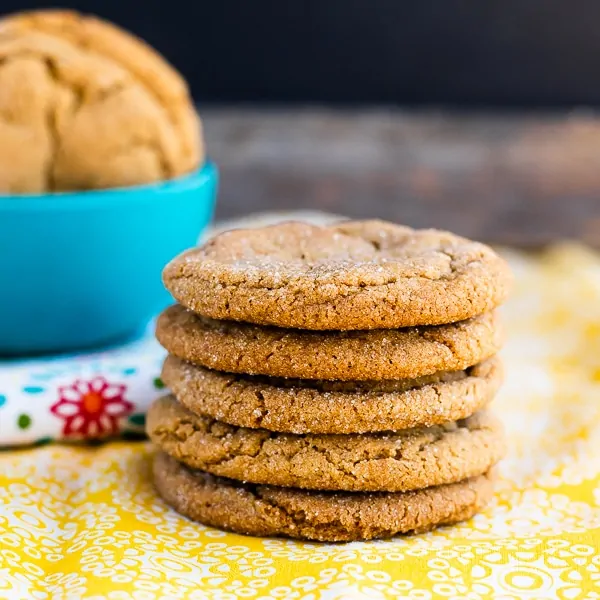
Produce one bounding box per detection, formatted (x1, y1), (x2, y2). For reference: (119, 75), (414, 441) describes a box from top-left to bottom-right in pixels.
(147, 395), (505, 541)
(154, 452), (495, 542)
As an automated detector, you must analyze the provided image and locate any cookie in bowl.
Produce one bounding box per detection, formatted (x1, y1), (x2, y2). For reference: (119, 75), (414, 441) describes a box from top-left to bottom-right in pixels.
(0, 9), (203, 193)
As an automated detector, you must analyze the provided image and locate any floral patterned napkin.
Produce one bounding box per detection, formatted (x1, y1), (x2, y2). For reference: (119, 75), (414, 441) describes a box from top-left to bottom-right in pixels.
(0, 329), (165, 446)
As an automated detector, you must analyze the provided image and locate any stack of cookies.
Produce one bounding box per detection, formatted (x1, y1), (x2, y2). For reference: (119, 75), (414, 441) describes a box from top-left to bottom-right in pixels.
(148, 220), (511, 542)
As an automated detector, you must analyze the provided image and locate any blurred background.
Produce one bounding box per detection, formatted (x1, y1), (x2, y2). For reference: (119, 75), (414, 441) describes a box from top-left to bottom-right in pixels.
(5, 0), (600, 246)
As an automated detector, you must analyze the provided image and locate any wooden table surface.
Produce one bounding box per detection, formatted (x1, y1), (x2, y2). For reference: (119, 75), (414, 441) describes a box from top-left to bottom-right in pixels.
(203, 108), (600, 247)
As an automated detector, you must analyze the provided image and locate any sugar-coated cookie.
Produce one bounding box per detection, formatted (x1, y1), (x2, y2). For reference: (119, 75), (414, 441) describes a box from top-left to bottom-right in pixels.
(147, 396), (505, 492)
(162, 355), (502, 433)
(153, 452), (495, 542)
(156, 305), (502, 381)
(163, 220), (511, 330)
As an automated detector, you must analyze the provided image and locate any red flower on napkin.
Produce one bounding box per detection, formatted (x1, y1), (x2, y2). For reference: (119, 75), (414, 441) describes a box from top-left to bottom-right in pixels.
(51, 377), (133, 438)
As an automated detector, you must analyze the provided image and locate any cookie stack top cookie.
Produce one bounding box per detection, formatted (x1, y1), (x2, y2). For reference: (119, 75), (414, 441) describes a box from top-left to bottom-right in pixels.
(163, 220), (511, 330)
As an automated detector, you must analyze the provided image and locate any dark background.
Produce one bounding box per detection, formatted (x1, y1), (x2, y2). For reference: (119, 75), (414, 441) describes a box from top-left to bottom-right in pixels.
(4, 0), (600, 107)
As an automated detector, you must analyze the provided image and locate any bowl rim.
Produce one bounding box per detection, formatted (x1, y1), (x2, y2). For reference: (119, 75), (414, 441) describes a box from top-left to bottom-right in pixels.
(0, 161), (217, 211)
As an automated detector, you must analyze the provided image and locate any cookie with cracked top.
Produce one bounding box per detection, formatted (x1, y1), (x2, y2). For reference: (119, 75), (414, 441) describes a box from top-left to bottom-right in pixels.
(0, 10), (202, 193)
(156, 304), (503, 381)
(162, 355), (503, 433)
(153, 452), (496, 542)
(147, 395), (505, 492)
(162, 220), (512, 330)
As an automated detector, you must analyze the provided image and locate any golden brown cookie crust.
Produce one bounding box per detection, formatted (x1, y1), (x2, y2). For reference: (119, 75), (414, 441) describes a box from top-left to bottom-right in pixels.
(162, 355), (503, 433)
(163, 220), (512, 330)
(156, 304), (503, 380)
(147, 396), (505, 492)
(0, 10), (202, 192)
(153, 452), (496, 541)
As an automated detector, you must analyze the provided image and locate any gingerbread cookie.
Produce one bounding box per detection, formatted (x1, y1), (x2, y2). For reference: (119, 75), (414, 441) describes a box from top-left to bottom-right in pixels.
(0, 10), (202, 193)
(162, 355), (502, 433)
(156, 304), (502, 380)
(153, 452), (495, 542)
(147, 396), (504, 492)
(163, 220), (511, 330)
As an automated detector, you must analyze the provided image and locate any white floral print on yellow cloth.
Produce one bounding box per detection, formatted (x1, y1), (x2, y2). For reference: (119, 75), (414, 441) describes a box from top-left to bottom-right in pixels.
(0, 330), (166, 446)
(1, 242), (600, 599)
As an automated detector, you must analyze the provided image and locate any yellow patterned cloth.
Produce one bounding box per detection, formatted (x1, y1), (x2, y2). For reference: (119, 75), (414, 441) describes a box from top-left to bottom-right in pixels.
(2, 244), (600, 600)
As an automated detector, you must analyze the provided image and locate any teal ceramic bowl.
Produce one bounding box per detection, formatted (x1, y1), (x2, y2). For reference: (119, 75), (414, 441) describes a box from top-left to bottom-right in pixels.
(0, 163), (218, 355)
